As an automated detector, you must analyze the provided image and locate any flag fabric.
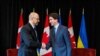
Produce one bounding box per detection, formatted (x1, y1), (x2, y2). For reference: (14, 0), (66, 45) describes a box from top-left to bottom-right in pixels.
(16, 9), (24, 49)
(40, 9), (52, 56)
(68, 10), (76, 48)
(77, 9), (88, 48)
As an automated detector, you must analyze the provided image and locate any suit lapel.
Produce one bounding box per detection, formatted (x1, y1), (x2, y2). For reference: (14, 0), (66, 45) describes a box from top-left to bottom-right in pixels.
(51, 27), (56, 41)
(52, 27), (55, 37)
(28, 23), (38, 40)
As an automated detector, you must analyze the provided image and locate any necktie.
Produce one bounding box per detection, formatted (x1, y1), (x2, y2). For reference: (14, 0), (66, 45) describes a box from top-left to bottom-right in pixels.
(34, 28), (37, 37)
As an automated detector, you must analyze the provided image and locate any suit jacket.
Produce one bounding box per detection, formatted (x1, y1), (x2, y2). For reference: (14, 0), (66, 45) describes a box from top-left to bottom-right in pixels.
(46, 24), (71, 56)
(18, 23), (41, 56)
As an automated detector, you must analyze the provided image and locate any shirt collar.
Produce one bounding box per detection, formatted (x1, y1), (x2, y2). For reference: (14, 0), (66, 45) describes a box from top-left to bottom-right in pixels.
(54, 23), (59, 29)
(29, 22), (35, 29)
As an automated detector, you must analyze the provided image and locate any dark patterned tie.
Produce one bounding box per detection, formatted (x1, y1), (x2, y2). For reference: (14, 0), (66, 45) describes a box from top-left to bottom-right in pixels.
(34, 28), (40, 56)
(34, 28), (37, 37)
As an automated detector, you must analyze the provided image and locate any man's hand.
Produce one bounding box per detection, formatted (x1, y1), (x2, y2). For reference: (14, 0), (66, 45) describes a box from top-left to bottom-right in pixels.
(42, 43), (46, 49)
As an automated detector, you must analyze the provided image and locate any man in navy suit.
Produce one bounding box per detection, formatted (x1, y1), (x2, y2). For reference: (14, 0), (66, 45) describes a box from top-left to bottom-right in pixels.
(42, 13), (71, 56)
(18, 12), (43, 56)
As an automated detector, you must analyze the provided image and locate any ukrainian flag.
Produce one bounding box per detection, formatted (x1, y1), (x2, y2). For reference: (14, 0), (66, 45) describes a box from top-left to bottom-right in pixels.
(77, 9), (88, 48)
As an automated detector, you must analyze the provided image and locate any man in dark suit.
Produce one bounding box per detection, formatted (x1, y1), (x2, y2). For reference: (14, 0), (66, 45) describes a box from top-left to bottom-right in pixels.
(42, 13), (71, 56)
(18, 12), (42, 56)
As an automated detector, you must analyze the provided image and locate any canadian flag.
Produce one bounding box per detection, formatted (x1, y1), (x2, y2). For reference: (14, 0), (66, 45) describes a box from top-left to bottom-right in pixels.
(40, 9), (52, 56)
(68, 9), (76, 48)
(16, 9), (24, 49)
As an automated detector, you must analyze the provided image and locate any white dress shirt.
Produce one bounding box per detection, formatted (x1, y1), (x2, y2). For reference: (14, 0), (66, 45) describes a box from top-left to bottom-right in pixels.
(54, 23), (59, 34)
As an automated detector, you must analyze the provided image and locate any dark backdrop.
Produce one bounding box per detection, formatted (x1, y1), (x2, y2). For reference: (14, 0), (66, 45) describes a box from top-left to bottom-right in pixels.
(0, 0), (98, 56)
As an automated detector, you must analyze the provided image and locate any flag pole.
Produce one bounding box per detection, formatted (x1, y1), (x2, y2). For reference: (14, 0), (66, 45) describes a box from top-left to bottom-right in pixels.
(69, 8), (71, 16)
(82, 8), (84, 15)
(46, 8), (48, 15)
(33, 8), (35, 12)
(20, 8), (23, 17)
(59, 8), (61, 15)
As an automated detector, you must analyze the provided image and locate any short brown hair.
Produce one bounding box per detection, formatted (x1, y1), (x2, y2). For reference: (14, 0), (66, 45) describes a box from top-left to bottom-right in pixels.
(49, 13), (59, 20)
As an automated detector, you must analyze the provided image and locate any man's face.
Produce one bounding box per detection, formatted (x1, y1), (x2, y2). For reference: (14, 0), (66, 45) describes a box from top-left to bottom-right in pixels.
(49, 16), (57, 26)
(32, 14), (40, 26)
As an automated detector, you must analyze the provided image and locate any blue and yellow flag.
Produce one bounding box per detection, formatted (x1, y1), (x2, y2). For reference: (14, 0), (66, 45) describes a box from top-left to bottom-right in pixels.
(77, 9), (88, 48)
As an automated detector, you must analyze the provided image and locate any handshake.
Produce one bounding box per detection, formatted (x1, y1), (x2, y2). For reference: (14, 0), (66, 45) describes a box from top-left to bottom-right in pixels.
(41, 43), (46, 49)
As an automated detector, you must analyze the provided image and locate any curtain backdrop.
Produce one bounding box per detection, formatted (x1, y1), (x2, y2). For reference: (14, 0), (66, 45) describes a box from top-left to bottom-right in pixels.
(0, 0), (97, 56)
